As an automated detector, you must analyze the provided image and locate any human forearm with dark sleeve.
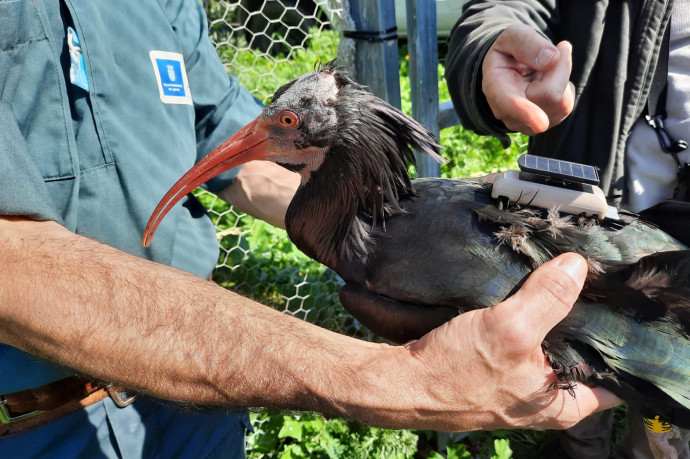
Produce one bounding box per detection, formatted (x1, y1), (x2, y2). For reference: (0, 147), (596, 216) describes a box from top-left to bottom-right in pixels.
(0, 217), (619, 431)
(446, 0), (573, 142)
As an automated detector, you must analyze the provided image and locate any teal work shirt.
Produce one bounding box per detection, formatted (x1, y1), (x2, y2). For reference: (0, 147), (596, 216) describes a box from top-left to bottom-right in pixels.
(0, 0), (262, 394)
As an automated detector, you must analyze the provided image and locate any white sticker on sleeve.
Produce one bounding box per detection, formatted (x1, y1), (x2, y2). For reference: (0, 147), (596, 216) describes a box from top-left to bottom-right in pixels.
(149, 51), (193, 105)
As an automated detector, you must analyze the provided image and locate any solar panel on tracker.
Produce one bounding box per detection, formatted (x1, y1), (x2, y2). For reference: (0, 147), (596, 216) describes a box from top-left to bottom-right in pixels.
(518, 154), (600, 185)
(490, 154), (616, 220)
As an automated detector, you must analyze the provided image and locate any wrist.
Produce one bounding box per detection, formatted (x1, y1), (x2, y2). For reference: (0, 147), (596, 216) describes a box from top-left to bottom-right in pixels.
(326, 341), (420, 428)
(390, 328), (505, 432)
(322, 340), (494, 431)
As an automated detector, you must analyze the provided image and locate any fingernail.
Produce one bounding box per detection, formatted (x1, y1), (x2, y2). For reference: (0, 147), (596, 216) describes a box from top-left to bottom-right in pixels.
(536, 48), (556, 67)
(555, 254), (586, 283)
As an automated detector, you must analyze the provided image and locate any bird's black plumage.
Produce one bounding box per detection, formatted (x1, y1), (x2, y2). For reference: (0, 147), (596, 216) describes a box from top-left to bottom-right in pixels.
(276, 64), (690, 427)
(145, 62), (690, 428)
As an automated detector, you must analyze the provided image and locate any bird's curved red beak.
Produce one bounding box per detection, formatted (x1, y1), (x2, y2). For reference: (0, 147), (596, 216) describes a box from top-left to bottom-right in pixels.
(142, 115), (270, 247)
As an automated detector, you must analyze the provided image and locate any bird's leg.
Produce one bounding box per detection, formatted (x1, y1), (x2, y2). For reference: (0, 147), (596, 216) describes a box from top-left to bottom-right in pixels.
(546, 378), (577, 398)
(542, 339), (613, 399)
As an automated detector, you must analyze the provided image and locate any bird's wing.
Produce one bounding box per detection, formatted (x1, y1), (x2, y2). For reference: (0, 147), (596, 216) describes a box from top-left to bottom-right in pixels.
(350, 179), (532, 310)
(553, 250), (690, 426)
(336, 178), (684, 322)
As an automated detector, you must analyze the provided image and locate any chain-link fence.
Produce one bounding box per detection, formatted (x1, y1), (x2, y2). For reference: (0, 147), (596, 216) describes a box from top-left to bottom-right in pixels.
(198, 1), (381, 454)
(205, 0), (354, 103)
(200, 0), (369, 337)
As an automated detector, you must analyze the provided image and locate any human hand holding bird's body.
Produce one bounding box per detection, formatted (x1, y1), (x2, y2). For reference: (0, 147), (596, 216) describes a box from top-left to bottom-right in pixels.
(403, 252), (621, 431)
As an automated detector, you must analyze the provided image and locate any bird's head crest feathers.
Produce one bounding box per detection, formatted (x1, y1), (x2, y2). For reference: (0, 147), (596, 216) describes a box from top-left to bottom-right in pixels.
(274, 62), (444, 263)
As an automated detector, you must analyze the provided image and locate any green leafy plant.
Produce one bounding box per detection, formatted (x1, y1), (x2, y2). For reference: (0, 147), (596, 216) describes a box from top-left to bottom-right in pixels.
(246, 413), (418, 458)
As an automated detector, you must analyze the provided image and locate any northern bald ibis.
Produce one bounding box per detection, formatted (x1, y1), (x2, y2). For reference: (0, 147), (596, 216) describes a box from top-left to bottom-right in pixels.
(143, 62), (690, 428)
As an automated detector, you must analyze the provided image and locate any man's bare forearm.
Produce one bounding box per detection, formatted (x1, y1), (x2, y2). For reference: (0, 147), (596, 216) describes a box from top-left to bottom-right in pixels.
(0, 217), (619, 431)
(0, 218), (406, 418)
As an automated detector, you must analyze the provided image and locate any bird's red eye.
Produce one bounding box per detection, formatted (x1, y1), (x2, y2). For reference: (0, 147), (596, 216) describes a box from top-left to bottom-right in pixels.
(278, 110), (300, 128)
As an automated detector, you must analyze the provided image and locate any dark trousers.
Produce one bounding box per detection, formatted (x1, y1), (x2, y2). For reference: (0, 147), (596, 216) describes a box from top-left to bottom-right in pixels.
(557, 408), (690, 458)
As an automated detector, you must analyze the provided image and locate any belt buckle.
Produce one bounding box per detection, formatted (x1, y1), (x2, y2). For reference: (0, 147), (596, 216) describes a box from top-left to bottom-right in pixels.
(0, 399), (43, 424)
(106, 386), (137, 408)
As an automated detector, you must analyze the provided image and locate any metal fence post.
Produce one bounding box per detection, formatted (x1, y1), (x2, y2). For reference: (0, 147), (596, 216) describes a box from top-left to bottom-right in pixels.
(406, 0), (440, 178)
(347, 0), (402, 109)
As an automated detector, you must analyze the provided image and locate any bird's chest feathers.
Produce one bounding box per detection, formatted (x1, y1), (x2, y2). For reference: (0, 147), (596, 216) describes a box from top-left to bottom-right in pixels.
(285, 179), (363, 267)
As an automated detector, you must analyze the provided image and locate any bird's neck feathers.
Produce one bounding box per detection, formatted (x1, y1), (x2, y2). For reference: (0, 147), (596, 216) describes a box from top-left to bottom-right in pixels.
(285, 87), (443, 267)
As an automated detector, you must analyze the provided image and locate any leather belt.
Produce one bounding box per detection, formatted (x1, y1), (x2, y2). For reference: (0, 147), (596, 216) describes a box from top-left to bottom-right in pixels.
(0, 376), (136, 439)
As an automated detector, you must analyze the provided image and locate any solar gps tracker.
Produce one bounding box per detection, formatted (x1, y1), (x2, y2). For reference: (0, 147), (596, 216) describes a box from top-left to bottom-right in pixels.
(518, 154), (600, 186)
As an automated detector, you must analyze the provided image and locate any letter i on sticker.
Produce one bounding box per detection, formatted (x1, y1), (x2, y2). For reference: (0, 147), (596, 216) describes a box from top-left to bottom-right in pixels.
(150, 51), (193, 105)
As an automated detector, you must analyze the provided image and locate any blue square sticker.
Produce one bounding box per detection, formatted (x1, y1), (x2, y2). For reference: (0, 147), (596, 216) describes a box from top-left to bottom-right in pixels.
(156, 59), (186, 96)
(150, 51), (193, 105)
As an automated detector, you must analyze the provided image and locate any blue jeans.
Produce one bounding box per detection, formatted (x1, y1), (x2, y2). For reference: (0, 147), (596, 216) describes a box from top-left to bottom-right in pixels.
(5, 396), (250, 458)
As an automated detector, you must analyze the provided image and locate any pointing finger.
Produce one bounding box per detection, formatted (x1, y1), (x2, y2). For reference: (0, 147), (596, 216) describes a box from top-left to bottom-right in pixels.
(526, 41), (575, 127)
(492, 24), (560, 71)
